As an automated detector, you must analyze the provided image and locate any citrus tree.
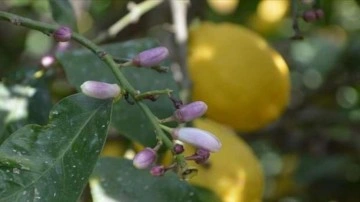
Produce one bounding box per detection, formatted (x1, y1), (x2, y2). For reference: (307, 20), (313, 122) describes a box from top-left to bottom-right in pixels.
(1, 0), (359, 202)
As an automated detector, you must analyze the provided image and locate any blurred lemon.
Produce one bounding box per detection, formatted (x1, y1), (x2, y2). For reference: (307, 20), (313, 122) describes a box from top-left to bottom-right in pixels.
(207, 0), (239, 15)
(188, 22), (290, 131)
(185, 118), (264, 202)
(101, 139), (127, 157)
(249, 0), (289, 33)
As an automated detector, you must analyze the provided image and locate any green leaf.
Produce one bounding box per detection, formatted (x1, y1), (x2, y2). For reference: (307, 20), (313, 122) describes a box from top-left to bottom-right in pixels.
(56, 38), (179, 146)
(192, 186), (222, 202)
(90, 157), (202, 202)
(48, 0), (77, 29)
(0, 93), (112, 202)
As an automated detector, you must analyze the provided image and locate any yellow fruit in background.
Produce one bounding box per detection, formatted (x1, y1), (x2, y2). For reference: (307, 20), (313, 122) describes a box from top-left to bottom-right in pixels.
(101, 139), (127, 157)
(207, 0), (239, 15)
(188, 22), (290, 131)
(249, 0), (289, 33)
(185, 119), (264, 202)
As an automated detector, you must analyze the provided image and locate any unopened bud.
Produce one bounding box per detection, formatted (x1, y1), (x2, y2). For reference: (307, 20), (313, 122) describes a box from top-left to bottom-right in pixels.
(195, 148), (210, 164)
(150, 165), (165, 176)
(132, 46), (169, 67)
(174, 101), (207, 123)
(133, 148), (157, 169)
(186, 148), (211, 164)
(302, 10), (317, 22)
(53, 26), (72, 42)
(172, 127), (221, 152)
(80, 81), (121, 99)
(173, 144), (184, 154)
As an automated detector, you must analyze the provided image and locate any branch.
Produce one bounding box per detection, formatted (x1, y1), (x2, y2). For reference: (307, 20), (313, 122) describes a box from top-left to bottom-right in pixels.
(0, 10), (178, 159)
(94, 0), (164, 43)
(169, 0), (192, 102)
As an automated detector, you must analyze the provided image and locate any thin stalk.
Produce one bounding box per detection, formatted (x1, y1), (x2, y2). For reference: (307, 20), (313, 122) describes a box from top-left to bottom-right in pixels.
(135, 89), (173, 101)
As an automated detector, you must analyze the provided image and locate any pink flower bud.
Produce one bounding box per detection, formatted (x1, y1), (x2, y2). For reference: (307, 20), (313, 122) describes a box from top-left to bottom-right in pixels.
(173, 144), (184, 154)
(53, 26), (72, 42)
(80, 81), (121, 99)
(150, 165), (165, 176)
(133, 148), (157, 169)
(302, 10), (317, 22)
(174, 101), (208, 122)
(186, 148), (211, 164)
(132, 46), (169, 67)
(172, 127), (221, 152)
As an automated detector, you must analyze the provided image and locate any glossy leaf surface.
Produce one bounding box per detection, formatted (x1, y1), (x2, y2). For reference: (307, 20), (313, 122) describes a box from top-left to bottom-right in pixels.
(90, 157), (203, 202)
(0, 94), (112, 202)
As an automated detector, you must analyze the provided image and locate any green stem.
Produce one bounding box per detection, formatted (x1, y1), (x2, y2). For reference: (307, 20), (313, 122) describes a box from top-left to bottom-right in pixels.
(0, 11), (178, 160)
(159, 124), (187, 173)
(290, 0), (303, 40)
(137, 103), (173, 148)
(135, 89), (173, 101)
(159, 124), (173, 133)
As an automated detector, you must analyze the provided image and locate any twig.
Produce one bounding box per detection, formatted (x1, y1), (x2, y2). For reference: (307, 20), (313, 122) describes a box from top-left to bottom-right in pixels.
(0, 10), (178, 160)
(169, 0), (192, 101)
(94, 0), (163, 43)
(290, 0), (304, 40)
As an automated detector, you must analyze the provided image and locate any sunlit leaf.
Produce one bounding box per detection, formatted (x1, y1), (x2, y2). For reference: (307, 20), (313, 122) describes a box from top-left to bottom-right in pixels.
(0, 93), (112, 202)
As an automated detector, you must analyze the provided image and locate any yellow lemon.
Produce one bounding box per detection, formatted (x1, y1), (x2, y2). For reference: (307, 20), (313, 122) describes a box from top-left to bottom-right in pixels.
(188, 22), (290, 131)
(249, 0), (289, 33)
(101, 139), (127, 157)
(186, 118), (264, 202)
(207, 0), (239, 15)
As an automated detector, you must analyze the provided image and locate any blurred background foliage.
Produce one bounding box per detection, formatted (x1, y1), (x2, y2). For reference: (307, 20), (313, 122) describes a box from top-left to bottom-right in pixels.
(0, 0), (359, 201)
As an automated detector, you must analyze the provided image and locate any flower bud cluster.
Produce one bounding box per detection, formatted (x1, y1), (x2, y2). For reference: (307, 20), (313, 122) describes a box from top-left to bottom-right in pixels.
(83, 46), (221, 178)
(141, 100), (222, 177)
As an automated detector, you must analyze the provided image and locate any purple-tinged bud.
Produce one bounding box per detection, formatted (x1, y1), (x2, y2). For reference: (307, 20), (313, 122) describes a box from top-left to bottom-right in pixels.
(80, 81), (121, 99)
(302, 10), (317, 22)
(132, 46), (169, 67)
(172, 127), (221, 152)
(314, 9), (324, 19)
(53, 26), (72, 42)
(173, 144), (184, 154)
(194, 148), (210, 164)
(133, 148), (157, 169)
(174, 101), (208, 123)
(150, 165), (166, 176)
(186, 148), (211, 164)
